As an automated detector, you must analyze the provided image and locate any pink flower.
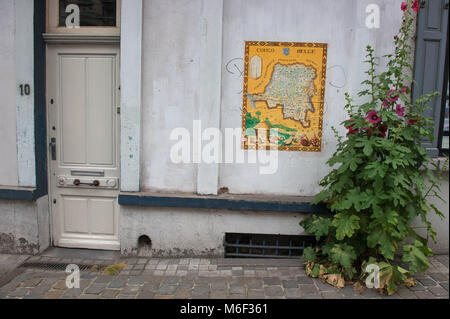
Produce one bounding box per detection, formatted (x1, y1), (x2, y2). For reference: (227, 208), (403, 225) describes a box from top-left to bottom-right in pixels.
(365, 110), (381, 124)
(346, 118), (358, 135)
(378, 123), (388, 138)
(396, 104), (406, 117)
(382, 99), (390, 108)
(401, 2), (407, 11)
(401, 87), (408, 94)
(412, 0), (419, 12)
(387, 89), (399, 102)
(409, 115), (419, 125)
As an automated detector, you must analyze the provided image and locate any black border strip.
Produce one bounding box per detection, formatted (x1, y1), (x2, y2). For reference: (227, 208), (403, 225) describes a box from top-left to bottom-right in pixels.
(118, 194), (330, 214)
(0, 1), (47, 202)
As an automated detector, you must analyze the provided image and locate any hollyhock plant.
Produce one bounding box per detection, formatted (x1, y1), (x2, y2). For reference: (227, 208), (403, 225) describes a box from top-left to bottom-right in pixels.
(401, 2), (407, 11)
(365, 110), (381, 124)
(387, 89), (400, 102)
(396, 104), (406, 117)
(378, 123), (388, 138)
(412, 0), (419, 12)
(300, 0), (445, 296)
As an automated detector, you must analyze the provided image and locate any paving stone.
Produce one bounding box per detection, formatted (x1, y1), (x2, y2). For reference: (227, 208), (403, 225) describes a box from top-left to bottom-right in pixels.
(41, 290), (65, 299)
(428, 285), (449, 297)
(121, 285), (141, 296)
(211, 281), (227, 290)
(246, 279), (263, 289)
(194, 277), (212, 284)
(21, 277), (43, 288)
(315, 280), (340, 292)
(109, 276), (128, 288)
(321, 291), (343, 299)
(0, 281), (21, 292)
(117, 294), (135, 299)
(133, 264), (145, 270)
(247, 289), (265, 299)
(296, 276), (313, 284)
(100, 289), (120, 298)
(174, 288), (192, 299)
(145, 264), (157, 270)
(284, 288), (302, 298)
(142, 282), (160, 292)
(157, 285), (177, 295)
(229, 284), (244, 295)
(163, 276), (180, 285)
(154, 295), (174, 299)
(396, 287), (417, 299)
(178, 280), (195, 289)
(128, 275), (146, 285)
(263, 277), (281, 286)
(130, 270), (143, 276)
(382, 294), (400, 299)
(415, 291), (436, 299)
(60, 288), (83, 299)
(94, 275), (112, 284)
(193, 285), (210, 295)
(85, 284), (107, 295)
(302, 294), (323, 299)
(264, 286), (284, 297)
(8, 287), (31, 298)
(282, 280), (298, 289)
(137, 291), (155, 299)
(440, 282), (448, 291)
(417, 278), (437, 287)
(362, 289), (383, 299)
(298, 284), (318, 295)
(210, 290), (227, 299)
(408, 283), (426, 291)
(428, 272), (449, 282)
(232, 270), (244, 276)
(52, 280), (68, 290)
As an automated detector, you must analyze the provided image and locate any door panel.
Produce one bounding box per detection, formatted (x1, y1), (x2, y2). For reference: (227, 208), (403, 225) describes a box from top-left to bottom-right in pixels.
(47, 44), (120, 250)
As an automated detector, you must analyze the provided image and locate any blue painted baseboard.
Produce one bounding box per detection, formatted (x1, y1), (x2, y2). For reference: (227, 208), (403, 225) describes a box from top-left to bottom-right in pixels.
(118, 193), (330, 214)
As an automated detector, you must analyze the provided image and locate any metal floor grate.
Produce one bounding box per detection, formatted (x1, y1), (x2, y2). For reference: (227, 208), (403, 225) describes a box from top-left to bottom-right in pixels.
(20, 262), (101, 271)
(224, 233), (315, 259)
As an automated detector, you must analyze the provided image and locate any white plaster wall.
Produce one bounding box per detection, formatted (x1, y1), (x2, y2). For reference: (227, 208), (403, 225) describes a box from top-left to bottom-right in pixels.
(140, 0), (202, 193)
(219, 0), (405, 195)
(0, 0), (19, 186)
(120, 206), (307, 256)
(410, 173), (449, 255)
(0, 197), (49, 254)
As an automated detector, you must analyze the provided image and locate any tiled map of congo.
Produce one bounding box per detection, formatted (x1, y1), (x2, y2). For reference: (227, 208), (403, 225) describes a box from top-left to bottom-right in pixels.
(242, 41), (328, 152)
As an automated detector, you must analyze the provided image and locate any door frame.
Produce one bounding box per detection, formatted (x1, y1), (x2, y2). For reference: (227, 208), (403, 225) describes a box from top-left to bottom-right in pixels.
(45, 43), (121, 250)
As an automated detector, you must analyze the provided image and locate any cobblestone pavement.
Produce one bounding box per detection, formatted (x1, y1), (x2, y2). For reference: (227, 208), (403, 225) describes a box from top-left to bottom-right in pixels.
(0, 253), (448, 299)
(0, 254), (30, 278)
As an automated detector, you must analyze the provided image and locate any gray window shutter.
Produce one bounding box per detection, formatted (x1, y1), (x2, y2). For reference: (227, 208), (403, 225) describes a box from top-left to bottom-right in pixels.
(412, 0), (449, 157)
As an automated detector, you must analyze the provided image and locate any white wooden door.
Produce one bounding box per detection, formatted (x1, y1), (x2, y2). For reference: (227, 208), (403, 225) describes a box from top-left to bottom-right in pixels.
(47, 44), (120, 250)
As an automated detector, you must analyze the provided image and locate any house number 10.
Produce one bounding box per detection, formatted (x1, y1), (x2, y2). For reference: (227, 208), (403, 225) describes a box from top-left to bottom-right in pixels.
(19, 84), (31, 96)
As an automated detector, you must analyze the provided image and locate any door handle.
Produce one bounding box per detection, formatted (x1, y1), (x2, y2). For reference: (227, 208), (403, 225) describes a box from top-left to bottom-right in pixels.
(49, 138), (56, 161)
(73, 179), (100, 187)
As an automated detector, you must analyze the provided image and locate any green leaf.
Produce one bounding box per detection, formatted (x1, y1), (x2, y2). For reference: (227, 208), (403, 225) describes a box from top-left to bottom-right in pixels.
(311, 263), (321, 277)
(302, 246), (316, 262)
(363, 143), (373, 156)
(301, 216), (332, 240)
(332, 213), (360, 240)
(402, 240), (432, 274)
(367, 226), (396, 260)
(327, 243), (357, 270)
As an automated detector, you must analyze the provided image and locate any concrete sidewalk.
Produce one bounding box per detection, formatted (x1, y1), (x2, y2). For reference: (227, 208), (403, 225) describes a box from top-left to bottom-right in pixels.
(0, 249), (448, 299)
